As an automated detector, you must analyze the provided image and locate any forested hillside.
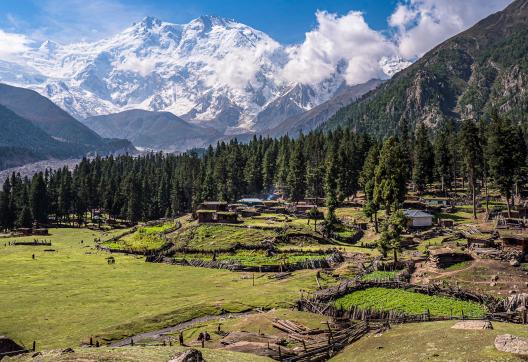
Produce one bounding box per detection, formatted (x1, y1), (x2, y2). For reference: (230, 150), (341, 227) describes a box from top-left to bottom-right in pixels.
(1, 113), (525, 229)
(324, 0), (528, 136)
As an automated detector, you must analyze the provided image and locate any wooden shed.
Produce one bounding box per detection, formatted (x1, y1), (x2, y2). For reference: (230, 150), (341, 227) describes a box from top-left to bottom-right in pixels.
(197, 210), (215, 223)
(199, 201), (228, 212)
(216, 212), (238, 223)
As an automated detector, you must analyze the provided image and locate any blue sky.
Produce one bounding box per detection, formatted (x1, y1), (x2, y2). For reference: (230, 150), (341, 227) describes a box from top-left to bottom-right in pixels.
(0, 0), (400, 44)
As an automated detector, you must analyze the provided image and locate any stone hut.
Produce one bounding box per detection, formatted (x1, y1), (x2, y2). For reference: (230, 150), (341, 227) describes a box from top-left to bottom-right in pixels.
(428, 248), (472, 269)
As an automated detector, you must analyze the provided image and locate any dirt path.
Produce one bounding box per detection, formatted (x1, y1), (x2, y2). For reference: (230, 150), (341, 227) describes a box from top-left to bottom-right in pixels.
(110, 311), (259, 347)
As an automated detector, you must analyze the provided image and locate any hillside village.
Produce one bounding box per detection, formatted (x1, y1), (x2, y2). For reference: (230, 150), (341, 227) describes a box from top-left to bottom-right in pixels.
(2, 0), (528, 362)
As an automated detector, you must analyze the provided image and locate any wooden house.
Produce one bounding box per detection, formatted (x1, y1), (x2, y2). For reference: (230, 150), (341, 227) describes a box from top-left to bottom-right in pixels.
(199, 201), (228, 212)
(197, 210), (215, 223)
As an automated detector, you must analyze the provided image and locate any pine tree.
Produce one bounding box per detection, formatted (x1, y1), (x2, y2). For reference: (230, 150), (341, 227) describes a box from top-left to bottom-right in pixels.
(17, 206), (33, 228)
(487, 114), (521, 216)
(374, 138), (407, 215)
(412, 123), (434, 193)
(286, 139), (306, 202)
(377, 209), (407, 263)
(324, 145), (339, 228)
(460, 119), (482, 219)
(30, 172), (48, 225)
(433, 125), (453, 194)
(360, 144), (380, 232)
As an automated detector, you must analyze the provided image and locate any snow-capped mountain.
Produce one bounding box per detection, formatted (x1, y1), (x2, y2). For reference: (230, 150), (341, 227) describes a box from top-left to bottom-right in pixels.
(0, 15), (408, 135)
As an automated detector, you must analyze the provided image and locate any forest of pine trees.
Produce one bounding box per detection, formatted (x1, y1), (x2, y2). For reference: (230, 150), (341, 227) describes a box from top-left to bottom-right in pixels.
(0, 114), (527, 231)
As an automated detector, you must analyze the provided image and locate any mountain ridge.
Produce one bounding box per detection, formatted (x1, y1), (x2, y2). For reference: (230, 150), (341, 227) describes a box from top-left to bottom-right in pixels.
(324, 0), (528, 135)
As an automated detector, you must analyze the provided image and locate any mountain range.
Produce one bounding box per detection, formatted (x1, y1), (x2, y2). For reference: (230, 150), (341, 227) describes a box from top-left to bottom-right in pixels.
(324, 0), (528, 135)
(0, 15), (403, 141)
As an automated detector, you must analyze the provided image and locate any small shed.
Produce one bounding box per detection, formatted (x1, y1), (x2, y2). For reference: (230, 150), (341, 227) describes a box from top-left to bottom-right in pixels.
(216, 212), (238, 223)
(239, 208), (261, 218)
(197, 210), (215, 223)
(438, 219), (454, 228)
(295, 204), (318, 215)
(404, 209), (433, 228)
(238, 198), (265, 207)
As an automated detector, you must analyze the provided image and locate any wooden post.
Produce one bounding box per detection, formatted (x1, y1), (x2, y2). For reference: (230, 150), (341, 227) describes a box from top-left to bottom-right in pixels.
(201, 339), (205, 348)
(32, 341), (36, 352)
(90, 337), (93, 346)
(278, 345), (282, 361)
(252, 273), (255, 286)
(131, 338), (134, 346)
(302, 340), (307, 352)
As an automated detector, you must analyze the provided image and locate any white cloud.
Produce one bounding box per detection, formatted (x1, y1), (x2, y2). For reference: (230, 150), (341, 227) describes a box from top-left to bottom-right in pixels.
(117, 55), (157, 77)
(281, 11), (397, 86)
(206, 39), (282, 90)
(392, 0), (512, 58)
(0, 30), (32, 60)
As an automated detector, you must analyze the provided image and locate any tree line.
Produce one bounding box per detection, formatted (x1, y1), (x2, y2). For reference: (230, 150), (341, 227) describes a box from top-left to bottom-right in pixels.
(0, 113), (526, 231)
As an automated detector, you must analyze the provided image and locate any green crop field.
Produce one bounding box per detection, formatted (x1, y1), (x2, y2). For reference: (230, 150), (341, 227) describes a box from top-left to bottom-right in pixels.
(360, 270), (397, 281)
(334, 288), (486, 317)
(0, 228), (333, 349)
(172, 250), (329, 267)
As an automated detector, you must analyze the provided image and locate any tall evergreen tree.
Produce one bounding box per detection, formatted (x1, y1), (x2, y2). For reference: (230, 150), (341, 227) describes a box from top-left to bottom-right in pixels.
(460, 119), (482, 219)
(412, 123), (434, 193)
(374, 138), (407, 215)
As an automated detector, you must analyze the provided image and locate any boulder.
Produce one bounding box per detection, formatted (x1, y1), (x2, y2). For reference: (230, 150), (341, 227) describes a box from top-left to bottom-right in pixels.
(495, 334), (528, 355)
(510, 260), (520, 267)
(168, 349), (204, 362)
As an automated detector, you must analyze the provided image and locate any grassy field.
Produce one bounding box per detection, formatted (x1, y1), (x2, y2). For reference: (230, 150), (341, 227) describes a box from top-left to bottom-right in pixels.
(334, 288), (486, 317)
(103, 221), (176, 251)
(6, 345), (272, 362)
(331, 320), (528, 362)
(172, 250), (329, 267)
(0, 228), (334, 349)
(171, 224), (277, 250)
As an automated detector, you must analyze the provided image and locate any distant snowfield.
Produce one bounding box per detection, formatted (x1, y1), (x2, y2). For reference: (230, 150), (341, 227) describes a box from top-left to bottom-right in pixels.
(0, 16), (409, 135)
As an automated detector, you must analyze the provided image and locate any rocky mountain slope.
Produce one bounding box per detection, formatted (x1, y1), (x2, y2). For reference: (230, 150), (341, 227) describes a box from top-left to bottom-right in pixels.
(0, 15), (403, 137)
(84, 109), (220, 152)
(324, 0), (528, 135)
(267, 79), (384, 137)
(0, 83), (135, 170)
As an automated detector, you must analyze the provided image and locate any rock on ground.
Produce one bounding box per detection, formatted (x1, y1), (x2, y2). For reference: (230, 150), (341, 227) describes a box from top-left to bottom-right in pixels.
(168, 348), (204, 362)
(495, 334), (528, 355)
(451, 320), (493, 330)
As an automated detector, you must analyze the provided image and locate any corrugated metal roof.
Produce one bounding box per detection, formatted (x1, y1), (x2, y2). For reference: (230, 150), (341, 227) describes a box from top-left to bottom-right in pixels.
(404, 209), (433, 218)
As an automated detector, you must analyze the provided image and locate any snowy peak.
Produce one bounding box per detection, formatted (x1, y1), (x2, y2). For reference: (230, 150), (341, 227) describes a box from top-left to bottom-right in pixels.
(0, 15), (410, 139)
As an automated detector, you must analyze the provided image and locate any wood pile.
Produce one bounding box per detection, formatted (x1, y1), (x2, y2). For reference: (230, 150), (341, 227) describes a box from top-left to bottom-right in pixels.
(271, 319), (369, 362)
